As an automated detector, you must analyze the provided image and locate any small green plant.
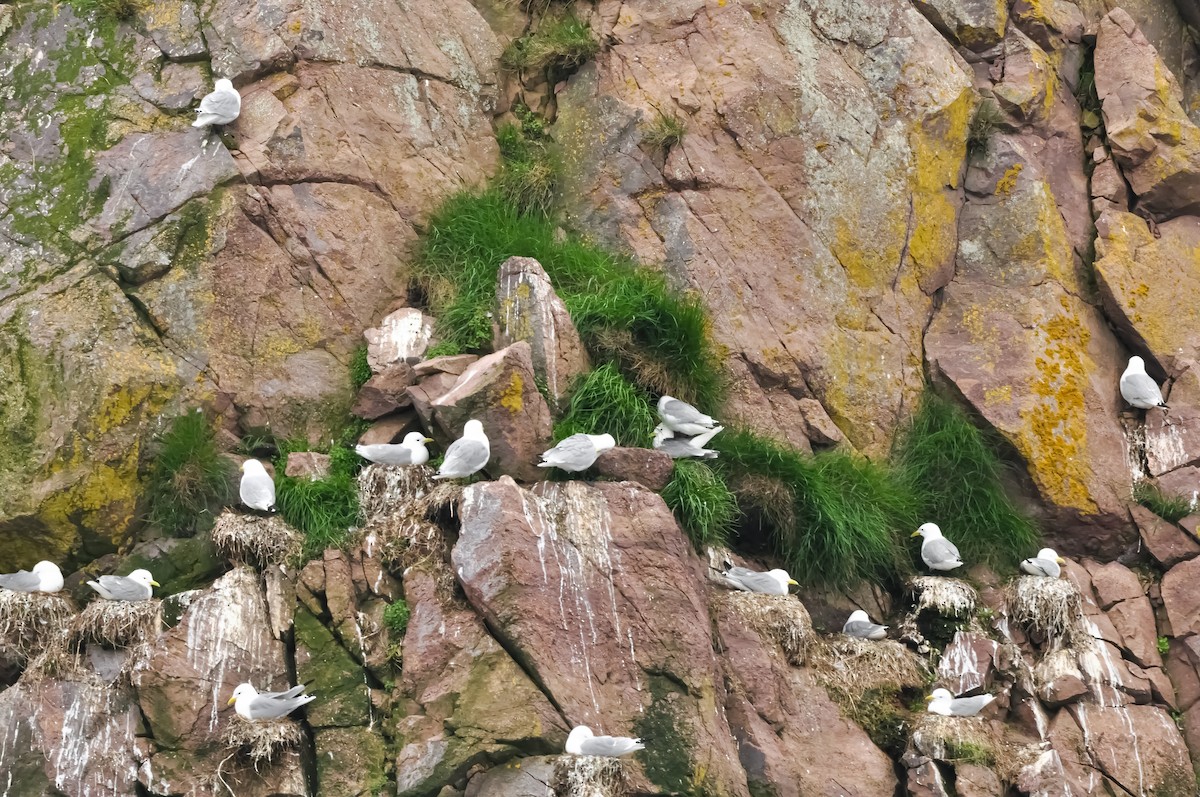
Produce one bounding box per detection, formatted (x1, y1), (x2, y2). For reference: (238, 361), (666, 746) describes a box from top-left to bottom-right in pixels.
(844, 688), (912, 758)
(1158, 636), (1171, 655)
(71, 0), (146, 19)
(349, 345), (372, 390)
(1075, 49), (1104, 135)
(423, 341), (463, 359)
(145, 411), (235, 537)
(1133, 480), (1192, 523)
(495, 120), (559, 217)
(384, 600), (411, 637)
(642, 110), (685, 151)
(501, 14), (599, 74)
(662, 460), (737, 549)
(553, 364), (657, 446)
(274, 443), (361, 557)
(944, 739), (995, 767)
(966, 99), (1004, 157)
(892, 393), (1040, 572)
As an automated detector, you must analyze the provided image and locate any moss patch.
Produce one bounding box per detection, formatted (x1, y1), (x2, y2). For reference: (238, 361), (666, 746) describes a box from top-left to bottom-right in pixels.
(634, 676), (707, 795)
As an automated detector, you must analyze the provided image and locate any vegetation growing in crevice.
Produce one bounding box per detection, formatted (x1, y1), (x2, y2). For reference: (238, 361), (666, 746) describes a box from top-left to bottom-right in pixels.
(501, 12), (598, 75)
(553, 364), (657, 445)
(145, 411), (234, 538)
(643, 110), (686, 152)
(496, 106), (560, 217)
(839, 687), (914, 758)
(274, 442), (361, 557)
(892, 393), (1040, 571)
(1133, 480), (1192, 523)
(383, 599), (410, 637)
(1075, 48), (1104, 139)
(68, 0), (146, 19)
(349, 346), (372, 390)
(663, 460), (737, 549)
(966, 99), (1003, 158)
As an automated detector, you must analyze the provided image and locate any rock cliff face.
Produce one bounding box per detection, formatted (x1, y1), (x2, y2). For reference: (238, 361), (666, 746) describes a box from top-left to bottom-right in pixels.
(6, 0), (1200, 795)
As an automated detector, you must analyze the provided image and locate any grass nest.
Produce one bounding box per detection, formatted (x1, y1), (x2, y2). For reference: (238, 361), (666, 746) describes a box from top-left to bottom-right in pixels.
(911, 714), (1038, 783)
(70, 599), (162, 650)
(222, 717), (306, 764)
(211, 511), (302, 569)
(357, 464), (460, 524)
(811, 637), (930, 704)
(552, 755), (630, 797)
(909, 576), (978, 618)
(722, 592), (814, 666)
(1006, 576), (1087, 648)
(0, 591), (75, 662)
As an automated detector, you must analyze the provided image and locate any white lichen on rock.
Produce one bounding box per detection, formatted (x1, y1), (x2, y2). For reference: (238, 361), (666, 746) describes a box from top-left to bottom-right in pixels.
(723, 591), (814, 666)
(552, 755), (630, 797)
(0, 590), (74, 661)
(211, 511), (302, 569)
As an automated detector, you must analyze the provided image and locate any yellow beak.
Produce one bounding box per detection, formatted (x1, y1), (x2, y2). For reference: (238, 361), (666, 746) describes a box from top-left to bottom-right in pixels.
(910, 530), (922, 538)
(925, 694), (935, 702)
(423, 437), (434, 444)
(150, 580), (161, 587)
(787, 579), (799, 586)
(227, 696), (236, 706)
(1056, 557), (1066, 564)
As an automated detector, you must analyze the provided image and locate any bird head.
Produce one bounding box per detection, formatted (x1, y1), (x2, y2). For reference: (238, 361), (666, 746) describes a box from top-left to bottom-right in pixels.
(129, 569), (160, 588)
(847, 609), (870, 623)
(402, 432), (432, 447)
(1037, 548), (1064, 564)
(912, 522), (941, 539)
(228, 682), (256, 706)
(564, 725), (593, 754)
(656, 395), (676, 411)
(242, 459), (266, 474)
(463, 419), (485, 437)
(33, 561), (61, 577)
(651, 424), (671, 447)
(589, 433), (617, 452)
(769, 569), (799, 589)
(927, 688), (952, 703)
(215, 78), (234, 91)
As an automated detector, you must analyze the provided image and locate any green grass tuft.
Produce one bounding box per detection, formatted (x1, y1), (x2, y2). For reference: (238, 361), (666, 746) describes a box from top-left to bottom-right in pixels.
(553, 364), (657, 446)
(892, 393), (1040, 571)
(423, 341), (463, 359)
(966, 99), (1004, 157)
(274, 441), (361, 557)
(383, 600), (410, 637)
(642, 110), (686, 151)
(495, 119), (559, 217)
(662, 460), (736, 549)
(70, 0), (146, 18)
(944, 739), (995, 767)
(1133, 480), (1192, 523)
(713, 429), (915, 589)
(349, 345), (372, 390)
(145, 411), (235, 537)
(501, 14), (598, 74)
(416, 190), (723, 406)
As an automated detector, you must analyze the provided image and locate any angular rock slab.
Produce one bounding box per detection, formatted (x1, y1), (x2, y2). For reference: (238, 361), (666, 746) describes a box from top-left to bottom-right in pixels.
(910, 0), (1008, 51)
(1094, 9), (1200, 217)
(1134, 504), (1200, 568)
(493, 256), (590, 406)
(432, 342), (553, 482)
(1069, 703), (1193, 795)
(453, 477), (748, 797)
(365, 308), (435, 371)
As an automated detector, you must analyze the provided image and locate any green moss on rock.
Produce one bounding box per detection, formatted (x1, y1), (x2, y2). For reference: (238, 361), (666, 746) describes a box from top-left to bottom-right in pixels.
(294, 606), (371, 728)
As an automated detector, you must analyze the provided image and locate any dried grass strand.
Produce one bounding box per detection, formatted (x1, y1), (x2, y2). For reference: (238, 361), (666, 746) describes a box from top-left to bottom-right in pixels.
(552, 755), (630, 797)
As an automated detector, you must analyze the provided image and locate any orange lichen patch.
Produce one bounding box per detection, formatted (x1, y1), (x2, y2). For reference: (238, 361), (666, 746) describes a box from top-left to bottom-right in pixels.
(498, 372), (525, 414)
(994, 164), (1023, 197)
(831, 214), (906, 292)
(906, 89), (972, 286)
(984, 385), (1012, 406)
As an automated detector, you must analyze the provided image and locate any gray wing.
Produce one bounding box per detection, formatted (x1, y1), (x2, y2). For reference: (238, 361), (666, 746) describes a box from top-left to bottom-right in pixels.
(657, 438), (718, 459)
(1121, 372), (1165, 406)
(579, 735), (644, 756)
(949, 696), (993, 716)
(539, 434), (598, 471)
(245, 692), (314, 720)
(724, 567), (779, 594)
(199, 89), (240, 117)
(93, 575), (147, 601)
(258, 685), (308, 701)
(435, 438), (489, 479)
(241, 472), (276, 509)
(357, 444), (414, 466)
(922, 537), (962, 567)
(843, 620), (887, 639)
(1021, 558), (1057, 577)
(0, 570), (41, 592)
(661, 398), (712, 426)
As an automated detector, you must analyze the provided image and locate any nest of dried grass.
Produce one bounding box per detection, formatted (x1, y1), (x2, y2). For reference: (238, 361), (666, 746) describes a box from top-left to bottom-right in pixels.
(20, 626), (87, 681)
(911, 713), (1039, 783)
(0, 591), (75, 662)
(552, 755), (630, 797)
(723, 592), (814, 666)
(909, 576), (978, 618)
(211, 511), (302, 569)
(71, 599), (161, 650)
(811, 637), (929, 705)
(1006, 576), (1087, 649)
(222, 717), (306, 764)
(358, 464), (460, 523)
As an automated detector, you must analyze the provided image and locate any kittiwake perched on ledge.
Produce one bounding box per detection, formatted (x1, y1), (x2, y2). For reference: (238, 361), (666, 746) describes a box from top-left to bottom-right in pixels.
(0, 561), (64, 593)
(229, 683), (316, 721)
(912, 522), (963, 572)
(240, 459), (277, 512)
(564, 725), (645, 757)
(657, 395), (720, 437)
(652, 423), (722, 459)
(1020, 548), (1066, 578)
(192, 78), (241, 127)
(434, 419), (490, 480)
(356, 432), (433, 466)
(720, 565), (798, 596)
(87, 569), (159, 601)
(926, 688), (995, 717)
(538, 433), (616, 472)
(1120, 355), (1169, 410)
(842, 609), (888, 640)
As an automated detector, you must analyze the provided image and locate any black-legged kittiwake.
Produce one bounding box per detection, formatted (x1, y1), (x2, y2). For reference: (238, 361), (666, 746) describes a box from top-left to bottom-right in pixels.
(1120, 356), (1169, 410)
(434, 419), (490, 480)
(564, 725), (645, 757)
(657, 395), (719, 437)
(652, 423), (722, 459)
(912, 522), (963, 572)
(356, 432), (434, 466)
(842, 609), (888, 640)
(538, 433), (616, 472)
(192, 79), (241, 127)
(720, 565), (798, 596)
(1020, 548), (1065, 578)
(228, 683), (316, 720)
(926, 688), (995, 716)
(240, 459), (277, 512)
(86, 569), (159, 601)
(0, 561), (64, 593)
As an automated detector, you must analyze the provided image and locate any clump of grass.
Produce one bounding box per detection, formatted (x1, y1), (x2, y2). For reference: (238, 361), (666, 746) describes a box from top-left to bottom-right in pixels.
(1133, 480), (1192, 523)
(422, 341), (463, 359)
(417, 191), (723, 406)
(383, 600), (410, 637)
(840, 687), (914, 758)
(275, 443), (361, 557)
(71, 0), (146, 19)
(554, 365), (657, 446)
(145, 411), (235, 538)
(713, 428), (915, 589)
(496, 119), (559, 217)
(349, 345), (372, 390)
(662, 461), (736, 549)
(501, 14), (598, 74)
(893, 393), (1040, 571)
(1158, 636), (1170, 655)
(944, 739), (996, 767)
(642, 110), (685, 151)
(966, 99), (1004, 157)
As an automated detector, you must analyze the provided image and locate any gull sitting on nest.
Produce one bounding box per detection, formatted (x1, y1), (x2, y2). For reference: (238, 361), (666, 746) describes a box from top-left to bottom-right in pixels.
(842, 609), (888, 640)
(564, 725), (645, 757)
(719, 565), (798, 596)
(356, 432), (434, 466)
(0, 561), (64, 593)
(229, 683), (316, 721)
(926, 688), (995, 717)
(1020, 548), (1066, 578)
(87, 569), (159, 601)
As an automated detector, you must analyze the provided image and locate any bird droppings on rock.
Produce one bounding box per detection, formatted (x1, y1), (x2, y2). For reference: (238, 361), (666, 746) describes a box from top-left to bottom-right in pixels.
(210, 511), (302, 569)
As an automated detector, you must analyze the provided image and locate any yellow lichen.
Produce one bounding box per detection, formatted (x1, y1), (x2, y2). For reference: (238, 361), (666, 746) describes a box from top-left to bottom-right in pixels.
(994, 163), (1024, 197)
(984, 385), (1012, 405)
(498, 372), (525, 413)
